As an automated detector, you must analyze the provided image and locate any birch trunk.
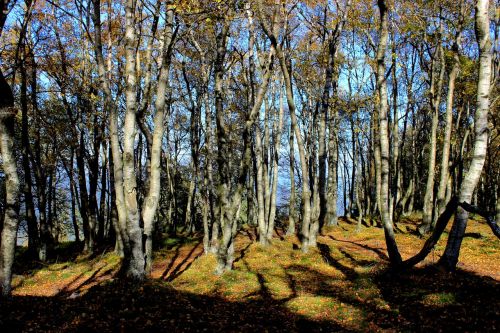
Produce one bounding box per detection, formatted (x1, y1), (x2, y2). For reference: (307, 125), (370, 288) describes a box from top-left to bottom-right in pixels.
(433, 15), (464, 228)
(439, 0), (492, 270)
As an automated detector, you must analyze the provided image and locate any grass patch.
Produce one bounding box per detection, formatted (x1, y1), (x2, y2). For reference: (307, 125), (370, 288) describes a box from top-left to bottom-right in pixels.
(421, 292), (456, 306)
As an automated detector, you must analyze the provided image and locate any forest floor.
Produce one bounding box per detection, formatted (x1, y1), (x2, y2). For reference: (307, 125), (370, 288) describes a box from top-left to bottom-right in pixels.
(1, 215), (499, 332)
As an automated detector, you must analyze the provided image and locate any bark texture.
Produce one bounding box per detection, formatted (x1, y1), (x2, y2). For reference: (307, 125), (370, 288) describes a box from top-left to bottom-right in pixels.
(376, 0), (402, 266)
(439, 0), (492, 270)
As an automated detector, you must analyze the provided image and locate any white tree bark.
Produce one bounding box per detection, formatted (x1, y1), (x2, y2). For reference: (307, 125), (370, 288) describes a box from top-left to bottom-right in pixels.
(440, 0), (492, 270)
(0, 115), (19, 296)
(142, 2), (175, 274)
(433, 17), (463, 229)
(0, 0), (20, 297)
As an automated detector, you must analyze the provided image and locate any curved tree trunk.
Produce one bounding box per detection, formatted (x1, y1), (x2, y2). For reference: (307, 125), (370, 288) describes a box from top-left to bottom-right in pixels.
(439, 0), (492, 271)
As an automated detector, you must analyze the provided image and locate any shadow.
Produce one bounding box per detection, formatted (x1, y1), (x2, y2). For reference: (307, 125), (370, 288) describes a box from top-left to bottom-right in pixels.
(4, 258), (498, 332)
(329, 235), (389, 261)
(405, 226), (423, 237)
(0, 279), (349, 332)
(317, 243), (358, 280)
(233, 242), (252, 264)
(374, 267), (500, 332)
(241, 228), (256, 242)
(337, 247), (376, 267)
(13, 242), (84, 277)
(361, 218), (372, 228)
(274, 227), (285, 241)
(58, 265), (115, 297)
(256, 273), (273, 301)
(394, 225), (406, 234)
(339, 216), (357, 225)
(164, 241), (203, 282)
(464, 232), (483, 239)
(160, 245), (181, 279)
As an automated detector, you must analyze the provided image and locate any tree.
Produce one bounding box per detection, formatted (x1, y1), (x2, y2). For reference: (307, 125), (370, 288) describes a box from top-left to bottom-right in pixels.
(439, 0), (492, 270)
(375, 0), (402, 266)
(0, 0), (20, 296)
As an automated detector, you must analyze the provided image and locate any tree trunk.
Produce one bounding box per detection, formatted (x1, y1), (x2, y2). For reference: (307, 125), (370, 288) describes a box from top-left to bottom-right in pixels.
(318, 0), (350, 232)
(65, 149), (80, 243)
(255, 121), (267, 245)
(98, 140), (107, 243)
(122, 0), (145, 280)
(327, 110), (338, 226)
(76, 132), (92, 252)
(0, 63), (20, 295)
(390, 38), (400, 223)
(20, 49), (38, 256)
(439, 0), (492, 270)
(433, 14), (464, 229)
(108, 144), (123, 256)
(215, 7), (275, 272)
(142, 3), (175, 274)
(287, 124), (297, 235)
(266, 86), (284, 242)
(376, 0), (402, 266)
(421, 21), (445, 235)
(91, 0), (129, 259)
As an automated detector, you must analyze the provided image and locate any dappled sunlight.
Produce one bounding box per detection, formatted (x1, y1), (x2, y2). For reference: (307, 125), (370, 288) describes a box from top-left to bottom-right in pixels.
(11, 251), (120, 297)
(3, 218), (499, 331)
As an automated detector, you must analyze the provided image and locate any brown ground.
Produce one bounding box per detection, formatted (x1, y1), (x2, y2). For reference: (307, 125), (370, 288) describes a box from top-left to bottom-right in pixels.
(2, 216), (499, 332)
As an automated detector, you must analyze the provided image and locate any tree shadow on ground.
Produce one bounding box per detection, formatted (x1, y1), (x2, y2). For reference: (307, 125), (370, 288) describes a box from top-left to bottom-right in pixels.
(374, 266), (500, 332)
(328, 235), (389, 261)
(5, 236), (499, 332)
(13, 242), (85, 276)
(0, 279), (348, 332)
(298, 242), (499, 332)
(161, 240), (203, 281)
